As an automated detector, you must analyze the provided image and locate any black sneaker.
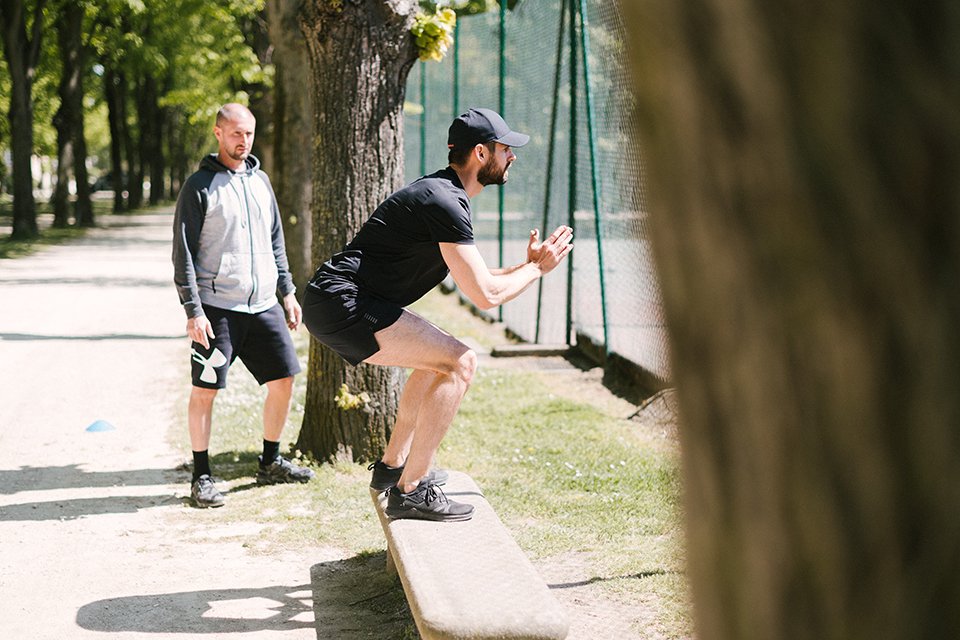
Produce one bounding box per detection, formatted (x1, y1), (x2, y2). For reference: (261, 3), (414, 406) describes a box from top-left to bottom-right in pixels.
(367, 459), (449, 491)
(191, 474), (225, 508)
(256, 455), (316, 485)
(385, 481), (474, 522)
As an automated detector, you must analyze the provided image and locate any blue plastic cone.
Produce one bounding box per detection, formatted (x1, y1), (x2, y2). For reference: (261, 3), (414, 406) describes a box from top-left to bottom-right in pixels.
(85, 420), (116, 432)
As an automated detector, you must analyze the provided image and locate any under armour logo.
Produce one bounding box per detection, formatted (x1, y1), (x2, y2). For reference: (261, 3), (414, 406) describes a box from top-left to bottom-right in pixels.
(191, 347), (227, 384)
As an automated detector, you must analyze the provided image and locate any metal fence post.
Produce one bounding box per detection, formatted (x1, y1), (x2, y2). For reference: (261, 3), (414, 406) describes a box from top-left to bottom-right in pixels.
(566, 0), (578, 346)
(453, 20), (460, 116)
(577, 0), (610, 355)
(420, 62), (428, 177)
(535, 0), (569, 344)
(497, 1), (507, 321)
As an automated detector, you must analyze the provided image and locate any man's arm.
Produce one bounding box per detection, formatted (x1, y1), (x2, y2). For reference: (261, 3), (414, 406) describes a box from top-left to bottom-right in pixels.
(264, 177), (301, 330)
(440, 225), (573, 310)
(172, 181), (217, 348)
(172, 183), (206, 319)
(264, 175), (296, 299)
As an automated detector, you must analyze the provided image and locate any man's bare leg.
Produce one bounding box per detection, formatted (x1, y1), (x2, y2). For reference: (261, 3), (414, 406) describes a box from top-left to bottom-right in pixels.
(381, 368), (433, 468)
(365, 309), (477, 493)
(263, 376), (294, 442)
(188, 386), (218, 451)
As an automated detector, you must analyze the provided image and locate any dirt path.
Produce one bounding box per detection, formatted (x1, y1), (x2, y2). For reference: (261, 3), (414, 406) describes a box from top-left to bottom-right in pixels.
(0, 210), (342, 639)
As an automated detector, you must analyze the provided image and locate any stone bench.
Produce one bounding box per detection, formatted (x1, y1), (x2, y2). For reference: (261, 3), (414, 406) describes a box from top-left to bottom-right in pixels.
(370, 470), (569, 640)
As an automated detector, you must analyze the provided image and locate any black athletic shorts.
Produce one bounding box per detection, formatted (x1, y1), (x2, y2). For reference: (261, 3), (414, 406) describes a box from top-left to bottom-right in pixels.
(190, 303), (301, 389)
(302, 284), (403, 366)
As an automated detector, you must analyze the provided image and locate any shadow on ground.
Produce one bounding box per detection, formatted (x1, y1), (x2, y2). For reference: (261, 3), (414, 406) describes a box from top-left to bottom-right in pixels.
(0, 464), (183, 495)
(75, 552), (415, 638)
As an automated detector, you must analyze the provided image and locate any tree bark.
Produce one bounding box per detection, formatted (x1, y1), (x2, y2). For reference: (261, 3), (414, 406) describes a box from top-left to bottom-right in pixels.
(295, 0), (419, 463)
(0, 0), (45, 239)
(53, 0), (92, 227)
(51, 110), (72, 227)
(118, 69), (137, 210)
(266, 0), (314, 293)
(104, 66), (126, 213)
(130, 75), (155, 210)
(148, 79), (165, 206)
(621, 1), (960, 639)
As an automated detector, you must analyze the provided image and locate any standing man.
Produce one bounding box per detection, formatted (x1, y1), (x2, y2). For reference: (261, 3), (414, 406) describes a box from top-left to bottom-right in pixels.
(302, 108), (573, 522)
(173, 103), (314, 508)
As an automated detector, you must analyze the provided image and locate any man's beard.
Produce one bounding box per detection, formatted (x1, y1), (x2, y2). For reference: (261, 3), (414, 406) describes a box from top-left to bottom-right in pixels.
(226, 147), (249, 163)
(477, 156), (510, 186)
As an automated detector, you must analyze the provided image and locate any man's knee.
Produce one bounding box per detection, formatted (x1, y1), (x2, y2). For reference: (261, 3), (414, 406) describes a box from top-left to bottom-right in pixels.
(266, 376), (295, 395)
(453, 348), (478, 387)
(190, 386), (218, 405)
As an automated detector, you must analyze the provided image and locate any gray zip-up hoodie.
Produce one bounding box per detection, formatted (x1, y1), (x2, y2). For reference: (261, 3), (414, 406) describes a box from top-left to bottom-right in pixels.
(172, 154), (295, 318)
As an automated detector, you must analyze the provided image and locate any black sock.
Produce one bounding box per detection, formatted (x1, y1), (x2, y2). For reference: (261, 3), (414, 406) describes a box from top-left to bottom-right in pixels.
(261, 439), (280, 466)
(193, 450), (211, 481)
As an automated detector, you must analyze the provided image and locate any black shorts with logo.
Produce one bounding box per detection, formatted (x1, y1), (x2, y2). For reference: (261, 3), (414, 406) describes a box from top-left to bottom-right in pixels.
(190, 303), (301, 389)
(302, 281), (403, 366)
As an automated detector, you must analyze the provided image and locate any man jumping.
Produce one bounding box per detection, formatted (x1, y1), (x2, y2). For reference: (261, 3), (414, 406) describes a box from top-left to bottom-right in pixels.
(302, 108), (572, 521)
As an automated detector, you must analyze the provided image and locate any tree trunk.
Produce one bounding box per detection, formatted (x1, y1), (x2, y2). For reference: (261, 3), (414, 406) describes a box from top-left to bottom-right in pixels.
(266, 0), (313, 293)
(0, 0), (44, 239)
(148, 84), (165, 206)
(621, 2), (960, 639)
(130, 76), (151, 210)
(104, 66), (126, 213)
(132, 75), (160, 209)
(55, 0), (92, 227)
(295, 0), (418, 463)
(166, 107), (181, 200)
(119, 70), (137, 210)
(51, 110), (72, 227)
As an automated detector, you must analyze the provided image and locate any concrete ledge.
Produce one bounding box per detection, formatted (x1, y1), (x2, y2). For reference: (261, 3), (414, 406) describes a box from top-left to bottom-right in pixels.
(490, 344), (571, 358)
(370, 471), (569, 640)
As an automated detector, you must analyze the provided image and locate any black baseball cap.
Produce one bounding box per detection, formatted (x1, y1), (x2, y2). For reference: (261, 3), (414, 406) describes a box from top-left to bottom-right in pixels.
(447, 108), (530, 149)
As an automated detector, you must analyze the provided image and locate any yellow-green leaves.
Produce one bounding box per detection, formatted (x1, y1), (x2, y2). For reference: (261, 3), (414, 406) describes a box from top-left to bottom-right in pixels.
(411, 7), (456, 62)
(335, 383), (371, 411)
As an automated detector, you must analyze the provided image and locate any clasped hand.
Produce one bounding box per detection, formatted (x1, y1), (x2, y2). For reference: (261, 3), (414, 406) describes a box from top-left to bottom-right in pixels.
(526, 225), (574, 274)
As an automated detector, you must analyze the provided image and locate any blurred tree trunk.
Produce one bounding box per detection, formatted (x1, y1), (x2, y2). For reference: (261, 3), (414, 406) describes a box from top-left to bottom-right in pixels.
(166, 106), (187, 200)
(53, 0), (92, 228)
(119, 69), (137, 209)
(148, 79), (166, 205)
(0, 0), (45, 239)
(621, 2), (960, 640)
(295, 0), (418, 462)
(266, 0), (313, 293)
(104, 67), (127, 213)
(133, 74), (163, 207)
(51, 120), (72, 227)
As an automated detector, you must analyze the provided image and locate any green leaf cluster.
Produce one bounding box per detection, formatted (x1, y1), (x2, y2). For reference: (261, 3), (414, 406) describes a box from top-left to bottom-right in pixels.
(334, 383), (371, 411)
(411, 6), (457, 62)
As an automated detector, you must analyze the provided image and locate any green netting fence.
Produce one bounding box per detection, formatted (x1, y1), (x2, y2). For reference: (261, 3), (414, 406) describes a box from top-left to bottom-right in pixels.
(404, 0), (670, 386)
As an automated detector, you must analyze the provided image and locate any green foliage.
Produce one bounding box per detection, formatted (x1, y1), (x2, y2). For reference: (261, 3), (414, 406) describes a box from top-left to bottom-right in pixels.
(411, 6), (457, 62)
(334, 383), (371, 411)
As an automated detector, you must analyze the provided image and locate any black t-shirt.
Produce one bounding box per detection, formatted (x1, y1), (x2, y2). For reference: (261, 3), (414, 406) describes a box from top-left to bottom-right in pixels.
(310, 167), (473, 306)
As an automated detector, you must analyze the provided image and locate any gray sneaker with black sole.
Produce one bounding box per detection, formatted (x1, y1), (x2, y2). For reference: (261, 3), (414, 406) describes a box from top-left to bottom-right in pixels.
(191, 474), (225, 508)
(256, 455), (316, 485)
(385, 481), (474, 522)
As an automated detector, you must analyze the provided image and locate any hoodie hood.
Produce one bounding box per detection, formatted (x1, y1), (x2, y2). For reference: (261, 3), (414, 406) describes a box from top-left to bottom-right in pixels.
(199, 153), (261, 175)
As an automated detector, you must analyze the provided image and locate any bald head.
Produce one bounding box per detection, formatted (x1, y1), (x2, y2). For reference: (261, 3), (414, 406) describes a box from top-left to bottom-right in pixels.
(216, 103), (254, 127)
